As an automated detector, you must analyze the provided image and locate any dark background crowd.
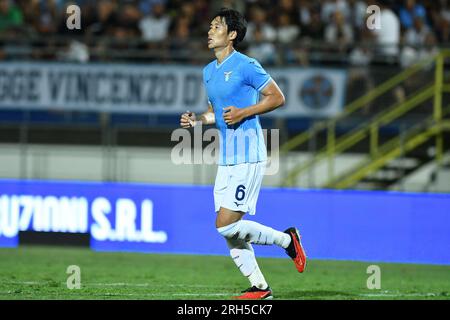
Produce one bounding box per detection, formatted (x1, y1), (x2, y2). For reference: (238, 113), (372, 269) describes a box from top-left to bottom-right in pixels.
(0, 0), (448, 175)
(0, 0), (449, 65)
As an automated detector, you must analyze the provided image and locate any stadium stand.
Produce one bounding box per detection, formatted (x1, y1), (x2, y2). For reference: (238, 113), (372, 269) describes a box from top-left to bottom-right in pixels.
(0, 0), (449, 189)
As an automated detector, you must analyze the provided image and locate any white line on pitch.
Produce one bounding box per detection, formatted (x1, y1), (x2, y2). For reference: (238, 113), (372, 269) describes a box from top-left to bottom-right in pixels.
(4, 281), (235, 289)
(0, 291), (232, 297)
(357, 292), (439, 297)
(4, 282), (446, 298)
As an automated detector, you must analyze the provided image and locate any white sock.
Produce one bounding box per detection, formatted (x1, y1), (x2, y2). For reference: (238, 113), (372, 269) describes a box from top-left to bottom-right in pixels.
(247, 265), (269, 290)
(227, 238), (269, 290)
(219, 220), (291, 249)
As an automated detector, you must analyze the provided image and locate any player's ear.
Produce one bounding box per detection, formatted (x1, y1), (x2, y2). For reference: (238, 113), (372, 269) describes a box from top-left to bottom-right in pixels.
(228, 30), (237, 42)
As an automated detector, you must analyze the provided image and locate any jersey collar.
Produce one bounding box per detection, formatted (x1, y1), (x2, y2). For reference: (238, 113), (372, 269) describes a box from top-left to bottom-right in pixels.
(215, 50), (237, 69)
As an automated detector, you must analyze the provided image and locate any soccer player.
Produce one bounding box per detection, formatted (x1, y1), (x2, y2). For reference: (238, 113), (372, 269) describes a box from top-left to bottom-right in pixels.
(179, 8), (306, 300)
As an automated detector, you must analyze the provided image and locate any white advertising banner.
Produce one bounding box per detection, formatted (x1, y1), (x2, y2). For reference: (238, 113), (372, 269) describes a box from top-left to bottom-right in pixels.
(0, 62), (346, 118)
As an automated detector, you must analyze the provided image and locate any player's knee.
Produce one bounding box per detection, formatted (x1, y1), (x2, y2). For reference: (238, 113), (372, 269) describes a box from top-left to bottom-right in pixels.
(217, 221), (239, 239)
(215, 207), (244, 228)
(217, 221), (248, 241)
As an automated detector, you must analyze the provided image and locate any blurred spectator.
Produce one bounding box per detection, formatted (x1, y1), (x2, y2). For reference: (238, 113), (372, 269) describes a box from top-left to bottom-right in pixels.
(276, 12), (300, 64)
(191, 0), (210, 37)
(301, 8), (324, 41)
(0, 0), (447, 65)
(442, 1), (450, 24)
(247, 24), (276, 65)
(349, 47), (374, 114)
(0, 0), (23, 32)
(178, 1), (201, 36)
(15, 0), (38, 33)
(277, 0), (298, 24)
(114, 2), (141, 37)
(349, 46), (372, 66)
(58, 40), (89, 62)
(138, 0), (168, 16)
(139, 2), (171, 42)
(36, 0), (59, 34)
(277, 13), (300, 43)
(371, 0), (400, 59)
(297, 0), (312, 26)
(417, 32), (439, 60)
(168, 16), (193, 62)
(349, 0), (369, 30)
(400, 29), (439, 68)
(321, 0), (351, 23)
(398, 29), (438, 108)
(403, 16), (432, 47)
(86, 0), (117, 36)
(437, 0), (450, 42)
(399, 0), (427, 30)
(245, 5), (276, 42)
(324, 11), (354, 47)
(209, 0), (246, 20)
(180, 2), (196, 24)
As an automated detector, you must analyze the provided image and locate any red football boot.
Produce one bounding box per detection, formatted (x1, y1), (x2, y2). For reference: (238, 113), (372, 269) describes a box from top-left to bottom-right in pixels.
(284, 227), (307, 273)
(233, 286), (273, 300)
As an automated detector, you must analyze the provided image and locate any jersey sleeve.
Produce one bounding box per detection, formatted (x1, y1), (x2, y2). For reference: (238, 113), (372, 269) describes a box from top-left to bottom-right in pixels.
(242, 59), (272, 92)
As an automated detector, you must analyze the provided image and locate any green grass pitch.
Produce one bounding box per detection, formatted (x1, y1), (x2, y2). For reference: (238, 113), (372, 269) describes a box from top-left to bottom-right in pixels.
(0, 246), (449, 300)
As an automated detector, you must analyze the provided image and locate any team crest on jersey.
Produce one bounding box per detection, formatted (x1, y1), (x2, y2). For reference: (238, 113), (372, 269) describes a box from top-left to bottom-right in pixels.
(224, 71), (232, 82)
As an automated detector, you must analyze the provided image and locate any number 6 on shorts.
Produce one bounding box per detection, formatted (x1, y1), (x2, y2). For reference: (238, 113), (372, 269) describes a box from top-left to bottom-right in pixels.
(235, 185), (246, 201)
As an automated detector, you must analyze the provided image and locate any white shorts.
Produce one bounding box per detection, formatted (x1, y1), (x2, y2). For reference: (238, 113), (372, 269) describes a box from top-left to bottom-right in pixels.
(213, 161), (266, 216)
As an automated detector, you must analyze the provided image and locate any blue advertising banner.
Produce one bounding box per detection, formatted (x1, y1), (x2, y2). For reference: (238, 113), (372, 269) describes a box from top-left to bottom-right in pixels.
(0, 179), (449, 265)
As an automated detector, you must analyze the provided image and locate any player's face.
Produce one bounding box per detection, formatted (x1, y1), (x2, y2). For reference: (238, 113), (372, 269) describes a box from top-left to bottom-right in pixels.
(208, 16), (230, 49)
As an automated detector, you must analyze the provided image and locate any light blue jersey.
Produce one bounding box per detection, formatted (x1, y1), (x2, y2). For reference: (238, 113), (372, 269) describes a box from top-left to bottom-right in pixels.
(203, 51), (271, 165)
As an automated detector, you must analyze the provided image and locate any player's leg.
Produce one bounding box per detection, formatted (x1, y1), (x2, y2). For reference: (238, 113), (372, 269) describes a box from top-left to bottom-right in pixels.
(216, 161), (307, 273)
(216, 207), (268, 286)
(226, 237), (273, 300)
(217, 208), (306, 273)
(213, 161), (282, 300)
(216, 207), (291, 248)
(213, 166), (269, 292)
(213, 162), (306, 300)
(226, 237), (269, 287)
(215, 161), (291, 248)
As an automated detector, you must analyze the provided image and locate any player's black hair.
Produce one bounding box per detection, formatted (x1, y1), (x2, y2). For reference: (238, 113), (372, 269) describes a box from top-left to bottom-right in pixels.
(212, 8), (247, 46)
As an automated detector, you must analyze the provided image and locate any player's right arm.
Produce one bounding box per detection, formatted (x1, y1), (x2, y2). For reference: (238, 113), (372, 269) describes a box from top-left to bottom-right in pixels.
(180, 103), (215, 128)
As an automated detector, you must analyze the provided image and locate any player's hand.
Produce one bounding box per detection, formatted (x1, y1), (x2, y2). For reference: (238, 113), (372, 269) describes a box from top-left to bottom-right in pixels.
(223, 106), (245, 125)
(180, 111), (196, 128)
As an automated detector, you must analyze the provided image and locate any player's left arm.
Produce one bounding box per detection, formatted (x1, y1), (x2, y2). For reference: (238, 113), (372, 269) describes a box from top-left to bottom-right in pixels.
(223, 80), (285, 125)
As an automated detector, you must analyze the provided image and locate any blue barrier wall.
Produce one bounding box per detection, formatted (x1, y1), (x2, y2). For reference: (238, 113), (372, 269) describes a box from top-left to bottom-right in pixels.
(0, 179), (449, 265)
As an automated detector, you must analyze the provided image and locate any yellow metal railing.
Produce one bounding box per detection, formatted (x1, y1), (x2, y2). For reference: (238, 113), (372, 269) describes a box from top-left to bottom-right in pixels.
(326, 107), (450, 189)
(281, 49), (450, 188)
